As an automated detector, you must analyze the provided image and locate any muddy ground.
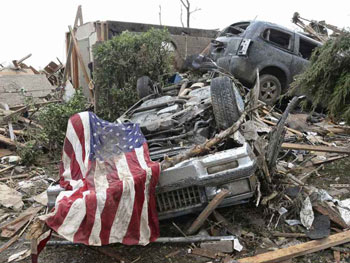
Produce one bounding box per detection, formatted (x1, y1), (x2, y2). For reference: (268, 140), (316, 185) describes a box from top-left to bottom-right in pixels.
(1, 158), (350, 263)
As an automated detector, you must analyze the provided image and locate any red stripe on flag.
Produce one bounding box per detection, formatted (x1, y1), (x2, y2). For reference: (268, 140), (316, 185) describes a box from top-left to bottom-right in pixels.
(122, 150), (146, 245)
(72, 191), (97, 244)
(142, 143), (160, 242)
(62, 137), (83, 181)
(46, 183), (87, 231)
(99, 173), (123, 245)
(70, 114), (86, 163)
(58, 149), (71, 190)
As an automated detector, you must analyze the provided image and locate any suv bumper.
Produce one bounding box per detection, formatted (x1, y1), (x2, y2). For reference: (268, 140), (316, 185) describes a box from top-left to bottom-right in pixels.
(156, 142), (257, 219)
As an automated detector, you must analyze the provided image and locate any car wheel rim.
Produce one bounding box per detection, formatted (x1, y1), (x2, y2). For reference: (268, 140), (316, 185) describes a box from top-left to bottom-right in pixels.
(260, 81), (278, 103)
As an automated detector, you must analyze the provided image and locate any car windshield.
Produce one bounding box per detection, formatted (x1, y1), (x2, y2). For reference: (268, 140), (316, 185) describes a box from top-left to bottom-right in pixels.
(220, 22), (250, 37)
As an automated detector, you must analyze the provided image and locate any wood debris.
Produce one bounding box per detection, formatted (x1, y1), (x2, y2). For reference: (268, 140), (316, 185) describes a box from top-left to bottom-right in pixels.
(238, 230), (350, 263)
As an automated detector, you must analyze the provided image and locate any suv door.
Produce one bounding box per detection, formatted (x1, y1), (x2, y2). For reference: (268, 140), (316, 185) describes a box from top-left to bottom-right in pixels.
(290, 34), (320, 77)
(256, 27), (294, 75)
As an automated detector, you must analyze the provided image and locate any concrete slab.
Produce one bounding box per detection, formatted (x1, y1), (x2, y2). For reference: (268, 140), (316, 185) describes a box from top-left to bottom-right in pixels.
(0, 74), (52, 107)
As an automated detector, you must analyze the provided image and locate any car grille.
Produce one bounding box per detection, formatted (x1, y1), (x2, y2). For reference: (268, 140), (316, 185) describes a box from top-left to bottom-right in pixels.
(156, 186), (204, 212)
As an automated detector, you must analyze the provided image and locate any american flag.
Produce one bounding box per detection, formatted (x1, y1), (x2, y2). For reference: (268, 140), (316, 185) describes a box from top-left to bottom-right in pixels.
(45, 111), (160, 246)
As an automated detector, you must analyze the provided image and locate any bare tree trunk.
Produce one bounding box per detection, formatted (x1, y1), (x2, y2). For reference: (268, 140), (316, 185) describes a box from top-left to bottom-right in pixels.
(159, 5), (162, 25)
(186, 0), (190, 28)
(180, 6), (185, 28)
(180, 0), (201, 28)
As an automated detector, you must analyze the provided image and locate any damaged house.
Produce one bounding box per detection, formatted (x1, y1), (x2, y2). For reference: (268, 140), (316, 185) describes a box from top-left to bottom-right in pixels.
(66, 20), (217, 98)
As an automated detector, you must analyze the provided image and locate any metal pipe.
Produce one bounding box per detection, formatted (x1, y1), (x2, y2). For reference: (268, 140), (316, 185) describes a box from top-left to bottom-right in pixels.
(36, 235), (236, 246)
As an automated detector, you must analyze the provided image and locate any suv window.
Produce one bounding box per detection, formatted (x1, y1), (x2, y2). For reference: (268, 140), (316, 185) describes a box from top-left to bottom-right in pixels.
(262, 29), (292, 51)
(221, 22), (250, 37)
(299, 37), (318, 60)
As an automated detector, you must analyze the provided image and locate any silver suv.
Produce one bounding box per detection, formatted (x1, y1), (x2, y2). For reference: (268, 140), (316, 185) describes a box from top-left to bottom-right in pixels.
(209, 21), (322, 104)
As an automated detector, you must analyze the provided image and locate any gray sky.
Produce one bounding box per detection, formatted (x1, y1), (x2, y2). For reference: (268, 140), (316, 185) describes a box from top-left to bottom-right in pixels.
(1, 0), (349, 68)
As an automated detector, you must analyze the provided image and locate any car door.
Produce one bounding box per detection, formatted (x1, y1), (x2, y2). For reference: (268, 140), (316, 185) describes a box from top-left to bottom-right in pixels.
(290, 34), (320, 78)
(257, 26), (294, 72)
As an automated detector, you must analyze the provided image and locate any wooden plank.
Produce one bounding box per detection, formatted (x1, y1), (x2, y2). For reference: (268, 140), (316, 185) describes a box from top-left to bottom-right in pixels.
(0, 165), (15, 174)
(68, 26), (94, 101)
(9, 100), (61, 111)
(0, 234), (20, 253)
(330, 184), (350, 188)
(3, 106), (27, 121)
(281, 143), (350, 154)
(325, 127), (350, 135)
(0, 174), (28, 182)
(63, 5), (83, 85)
(18, 117), (43, 129)
(313, 203), (348, 229)
(238, 230), (350, 263)
(271, 231), (306, 238)
(0, 134), (23, 147)
(312, 155), (347, 165)
(72, 44), (79, 89)
(187, 189), (229, 235)
(262, 118), (303, 136)
(0, 148), (13, 158)
(0, 206), (42, 237)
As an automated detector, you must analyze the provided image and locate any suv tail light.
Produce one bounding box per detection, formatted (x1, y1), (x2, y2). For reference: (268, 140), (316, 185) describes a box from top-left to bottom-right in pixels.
(237, 39), (251, 56)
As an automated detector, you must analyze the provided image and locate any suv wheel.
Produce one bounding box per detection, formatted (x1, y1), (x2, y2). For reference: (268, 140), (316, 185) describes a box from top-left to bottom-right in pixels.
(210, 76), (244, 130)
(259, 74), (281, 105)
(137, 76), (154, 99)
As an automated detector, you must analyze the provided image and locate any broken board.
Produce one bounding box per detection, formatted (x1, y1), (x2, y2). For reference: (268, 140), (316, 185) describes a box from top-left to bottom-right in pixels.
(238, 230), (350, 263)
(281, 143), (350, 154)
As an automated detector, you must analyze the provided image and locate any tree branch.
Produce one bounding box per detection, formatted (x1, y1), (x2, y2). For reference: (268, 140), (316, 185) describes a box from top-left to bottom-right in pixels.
(180, 6), (185, 28)
(158, 5), (162, 25)
(190, 8), (201, 14)
(180, 0), (188, 8)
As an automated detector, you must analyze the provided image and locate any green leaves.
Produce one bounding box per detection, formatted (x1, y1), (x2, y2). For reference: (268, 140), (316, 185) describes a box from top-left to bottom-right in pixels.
(291, 32), (350, 123)
(93, 28), (174, 120)
(37, 90), (88, 151)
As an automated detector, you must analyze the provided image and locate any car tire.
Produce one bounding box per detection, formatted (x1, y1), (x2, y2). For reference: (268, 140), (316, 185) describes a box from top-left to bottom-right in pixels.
(137, 76), (153, 99)
(259, 74), (282, 105)
(210, 76), (244, 130)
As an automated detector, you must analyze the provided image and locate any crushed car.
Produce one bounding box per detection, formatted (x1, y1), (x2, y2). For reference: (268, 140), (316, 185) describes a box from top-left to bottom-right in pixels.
(208, 20), (322, 104)
(48, 75), (257, 220)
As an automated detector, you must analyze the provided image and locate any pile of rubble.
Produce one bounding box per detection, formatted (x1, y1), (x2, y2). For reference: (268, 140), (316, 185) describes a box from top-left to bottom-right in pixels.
(1, 71), (350, 263)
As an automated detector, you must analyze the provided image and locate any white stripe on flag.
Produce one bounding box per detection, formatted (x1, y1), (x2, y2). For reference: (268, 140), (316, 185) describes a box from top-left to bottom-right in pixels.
(78, 112), (91, 168)
(57, 191), (90, 242)
(61, 150), (72, 181)
(135, 146), (152, 245)
(66, 120), (87, 177)
(93, 160), (110, 193)
(88, 191), (106, 246)
(109, 155), (135, 243)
